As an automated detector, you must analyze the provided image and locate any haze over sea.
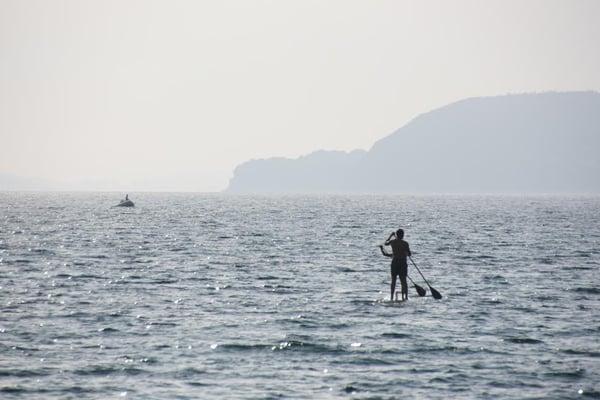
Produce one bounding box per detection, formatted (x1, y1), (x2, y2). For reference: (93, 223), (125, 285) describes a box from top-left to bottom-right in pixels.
(1, 193), (599, 399)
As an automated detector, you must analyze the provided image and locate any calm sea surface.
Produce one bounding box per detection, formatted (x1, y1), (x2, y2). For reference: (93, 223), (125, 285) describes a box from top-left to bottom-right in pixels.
(1, 193), (599, 399)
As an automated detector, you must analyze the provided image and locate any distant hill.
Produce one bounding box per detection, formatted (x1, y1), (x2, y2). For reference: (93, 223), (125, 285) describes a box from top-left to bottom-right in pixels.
(226, 91), (600, 193)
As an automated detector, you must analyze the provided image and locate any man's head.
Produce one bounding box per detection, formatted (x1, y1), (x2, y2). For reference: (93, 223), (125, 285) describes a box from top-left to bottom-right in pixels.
(396, 229), (404, 239)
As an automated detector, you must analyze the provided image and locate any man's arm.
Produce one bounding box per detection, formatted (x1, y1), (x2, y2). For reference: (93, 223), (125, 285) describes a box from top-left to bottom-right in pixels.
(406, 243), (411, 257)
(384, 232), (395, 246)
(379, 245), (392, 257)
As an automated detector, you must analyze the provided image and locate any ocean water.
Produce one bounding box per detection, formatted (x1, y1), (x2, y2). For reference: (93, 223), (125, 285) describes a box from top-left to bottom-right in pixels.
(1, 193), (599, 399)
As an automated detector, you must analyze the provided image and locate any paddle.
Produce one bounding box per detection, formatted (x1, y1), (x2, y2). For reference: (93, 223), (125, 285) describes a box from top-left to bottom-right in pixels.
(407, 275), (427, 297)
(409, 256), (442, 300)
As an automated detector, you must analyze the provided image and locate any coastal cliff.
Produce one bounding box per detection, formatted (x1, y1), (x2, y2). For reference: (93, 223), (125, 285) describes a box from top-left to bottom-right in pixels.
(226, 92), (600, 193)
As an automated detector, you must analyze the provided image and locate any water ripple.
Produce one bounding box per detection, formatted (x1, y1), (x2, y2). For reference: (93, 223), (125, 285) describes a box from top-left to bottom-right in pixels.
(0, 193), (599, 399)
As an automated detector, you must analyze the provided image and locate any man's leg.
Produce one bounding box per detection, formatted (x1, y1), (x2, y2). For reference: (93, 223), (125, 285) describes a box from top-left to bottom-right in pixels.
(400, 263), (409, 300)
(390, 273), (397, 301)
(400, 275), (408, 300)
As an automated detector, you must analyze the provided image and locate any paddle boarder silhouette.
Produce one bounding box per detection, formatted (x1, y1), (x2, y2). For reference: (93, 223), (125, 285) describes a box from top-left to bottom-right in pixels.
(380, 228), (411, 301)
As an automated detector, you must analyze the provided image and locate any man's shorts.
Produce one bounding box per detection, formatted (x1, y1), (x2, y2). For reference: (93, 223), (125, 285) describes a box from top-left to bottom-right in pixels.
(391, 258), (408, 277)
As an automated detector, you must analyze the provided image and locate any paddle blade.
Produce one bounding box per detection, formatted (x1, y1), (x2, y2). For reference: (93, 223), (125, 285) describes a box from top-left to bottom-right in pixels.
(430, 287), (443, 300)
(415, 284), (427, 297)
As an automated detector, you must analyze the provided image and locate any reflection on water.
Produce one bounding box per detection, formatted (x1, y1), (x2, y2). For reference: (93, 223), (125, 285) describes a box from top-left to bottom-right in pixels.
(0, 193), (599, 398)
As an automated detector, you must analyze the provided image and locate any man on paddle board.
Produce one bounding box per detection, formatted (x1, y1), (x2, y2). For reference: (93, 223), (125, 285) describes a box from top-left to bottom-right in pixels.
(380, 229), (411, 301)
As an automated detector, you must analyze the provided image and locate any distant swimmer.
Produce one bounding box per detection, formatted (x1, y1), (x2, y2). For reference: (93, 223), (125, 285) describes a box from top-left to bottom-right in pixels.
(379, 229), (411, 301)
(125, 194), (129, 201)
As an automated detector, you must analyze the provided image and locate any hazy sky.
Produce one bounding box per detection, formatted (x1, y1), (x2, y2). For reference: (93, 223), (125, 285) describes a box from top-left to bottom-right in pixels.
(1, 0), (599, 191)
